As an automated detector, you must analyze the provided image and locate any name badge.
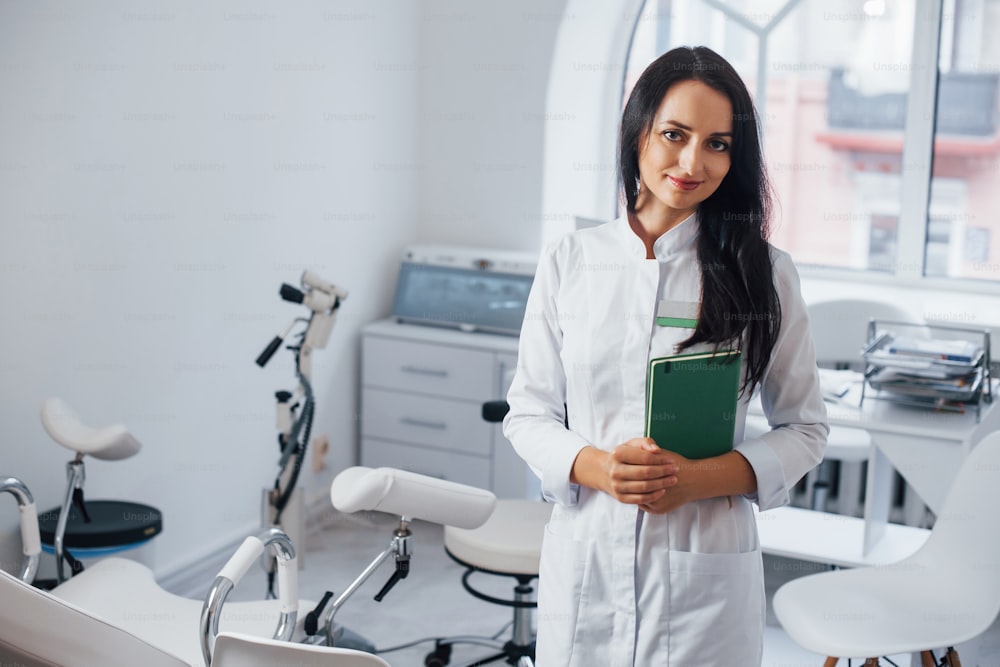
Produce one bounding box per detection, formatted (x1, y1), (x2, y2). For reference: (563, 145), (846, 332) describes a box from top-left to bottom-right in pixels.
(656, 300), (699, 328)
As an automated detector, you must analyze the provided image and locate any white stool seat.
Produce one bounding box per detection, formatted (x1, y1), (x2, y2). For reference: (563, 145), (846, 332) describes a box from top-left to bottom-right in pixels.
(444, 499), (552, 575)
(41, 397), (141, 461)
(52, 557), (314, 667)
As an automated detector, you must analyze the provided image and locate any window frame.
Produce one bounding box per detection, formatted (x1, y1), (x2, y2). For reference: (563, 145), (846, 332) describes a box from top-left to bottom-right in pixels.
(541, 0), (1000, 295)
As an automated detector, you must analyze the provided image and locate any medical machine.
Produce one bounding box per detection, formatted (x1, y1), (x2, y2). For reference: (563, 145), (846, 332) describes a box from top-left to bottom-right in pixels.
(391, 245), (536, 336)
(255, 270), (347, 576)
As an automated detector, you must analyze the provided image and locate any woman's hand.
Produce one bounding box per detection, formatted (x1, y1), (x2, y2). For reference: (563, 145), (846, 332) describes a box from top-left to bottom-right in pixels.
(571, 440), (757, 514)
(639, 449), (759, 514)
(571, 437), (679, 506)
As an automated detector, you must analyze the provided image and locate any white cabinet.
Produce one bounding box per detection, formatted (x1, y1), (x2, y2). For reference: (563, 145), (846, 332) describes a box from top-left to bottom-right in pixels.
(360, 320), (539, 499)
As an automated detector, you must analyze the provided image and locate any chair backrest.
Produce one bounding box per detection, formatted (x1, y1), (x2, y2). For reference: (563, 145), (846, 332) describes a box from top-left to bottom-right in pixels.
(806, 298), (923, 368)
(0, 567), (187, 667)
(912, 430), (1000, 623)
(211, 631), (392, 666)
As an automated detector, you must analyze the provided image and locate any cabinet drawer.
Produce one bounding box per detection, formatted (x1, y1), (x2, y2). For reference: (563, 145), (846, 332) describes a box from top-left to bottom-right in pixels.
(361, 438), (491, 490)
(363, 336), (494, 401)
(362, 388), (492, 456)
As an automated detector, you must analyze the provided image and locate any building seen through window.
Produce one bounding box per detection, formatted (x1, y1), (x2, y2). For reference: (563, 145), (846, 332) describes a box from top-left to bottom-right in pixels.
(623, 0), (1000, 282)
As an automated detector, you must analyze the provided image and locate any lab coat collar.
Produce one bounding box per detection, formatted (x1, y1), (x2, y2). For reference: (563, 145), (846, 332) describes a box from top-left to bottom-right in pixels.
(615, 211), (699, 261)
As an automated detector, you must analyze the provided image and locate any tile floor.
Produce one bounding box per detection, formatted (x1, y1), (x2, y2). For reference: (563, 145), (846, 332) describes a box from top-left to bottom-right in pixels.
(209, 508), (1000, 667)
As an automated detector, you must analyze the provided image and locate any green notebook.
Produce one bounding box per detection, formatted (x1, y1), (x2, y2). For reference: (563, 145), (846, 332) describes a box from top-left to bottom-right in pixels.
(644, 349), (742, 459)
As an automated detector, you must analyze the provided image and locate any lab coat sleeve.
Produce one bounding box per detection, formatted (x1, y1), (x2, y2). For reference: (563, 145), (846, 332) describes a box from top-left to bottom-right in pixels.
(734, 249), (829, 511)
(503, 242), (590, 507)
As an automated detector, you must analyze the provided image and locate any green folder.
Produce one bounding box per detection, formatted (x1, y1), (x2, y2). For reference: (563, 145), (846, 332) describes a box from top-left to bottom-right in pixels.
(644, 349), (742, 459)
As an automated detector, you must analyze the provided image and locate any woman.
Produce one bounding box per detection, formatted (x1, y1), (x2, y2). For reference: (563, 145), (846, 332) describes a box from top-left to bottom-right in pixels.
(503, 46), (828, 665)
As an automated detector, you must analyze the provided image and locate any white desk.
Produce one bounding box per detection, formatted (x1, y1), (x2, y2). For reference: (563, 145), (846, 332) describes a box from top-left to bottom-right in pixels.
(751, 379), (999, 565)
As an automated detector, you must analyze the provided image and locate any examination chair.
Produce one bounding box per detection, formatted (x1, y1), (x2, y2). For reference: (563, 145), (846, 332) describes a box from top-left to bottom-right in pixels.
(0, 474), (389, 666)
(773, 429), (1000, 666)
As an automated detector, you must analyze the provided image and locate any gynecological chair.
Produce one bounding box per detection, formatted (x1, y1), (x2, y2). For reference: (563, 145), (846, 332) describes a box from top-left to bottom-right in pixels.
(0, 474), (389, 666)
(2, 463), (503, 665)
(773, 429), (1000, 666)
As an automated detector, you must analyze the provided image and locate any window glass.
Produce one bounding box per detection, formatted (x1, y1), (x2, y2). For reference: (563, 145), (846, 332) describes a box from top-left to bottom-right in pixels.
(925, 0), (1000, 281)
(624, 0), (918, 272)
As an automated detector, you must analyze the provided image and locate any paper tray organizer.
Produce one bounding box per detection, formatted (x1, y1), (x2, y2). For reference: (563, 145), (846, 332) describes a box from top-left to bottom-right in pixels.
(860, 319), (993, 421)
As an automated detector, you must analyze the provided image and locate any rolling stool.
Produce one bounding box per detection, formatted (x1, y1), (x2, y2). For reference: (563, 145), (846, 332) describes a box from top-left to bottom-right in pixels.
(426, 398), (551, 667)
(35, 397), (163, 588)
(430, 499), (552, 667)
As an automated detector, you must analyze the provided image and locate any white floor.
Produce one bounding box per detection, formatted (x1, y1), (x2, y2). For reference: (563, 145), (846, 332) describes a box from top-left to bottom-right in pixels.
(206, 508), (998, 667)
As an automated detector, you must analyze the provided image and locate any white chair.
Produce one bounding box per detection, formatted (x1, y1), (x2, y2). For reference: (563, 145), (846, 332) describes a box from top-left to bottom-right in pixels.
(772, 429), (1000, 666)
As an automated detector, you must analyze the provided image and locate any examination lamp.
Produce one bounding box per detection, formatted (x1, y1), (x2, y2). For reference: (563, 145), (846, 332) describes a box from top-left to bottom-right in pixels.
(256, 270), (347, 533)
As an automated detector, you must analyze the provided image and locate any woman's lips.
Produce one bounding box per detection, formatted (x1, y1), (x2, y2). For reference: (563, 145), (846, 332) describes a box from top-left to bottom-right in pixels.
(667, 176), (701, 191)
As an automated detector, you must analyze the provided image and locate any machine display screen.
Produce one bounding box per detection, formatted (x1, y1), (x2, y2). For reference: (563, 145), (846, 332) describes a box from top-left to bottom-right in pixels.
(391, 262), (534, 336)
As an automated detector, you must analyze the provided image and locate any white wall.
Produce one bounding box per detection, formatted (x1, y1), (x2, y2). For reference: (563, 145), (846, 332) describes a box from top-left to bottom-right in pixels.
(415, 0), (568, 251)
(0, 1), (418, 578)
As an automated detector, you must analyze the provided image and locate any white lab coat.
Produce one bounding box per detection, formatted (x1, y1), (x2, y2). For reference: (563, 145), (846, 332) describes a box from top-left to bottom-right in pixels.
(503, 214), (828, 666)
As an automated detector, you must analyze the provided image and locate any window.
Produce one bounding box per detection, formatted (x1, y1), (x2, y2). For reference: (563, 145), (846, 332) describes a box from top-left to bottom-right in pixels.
(623, 0), (1000, 283)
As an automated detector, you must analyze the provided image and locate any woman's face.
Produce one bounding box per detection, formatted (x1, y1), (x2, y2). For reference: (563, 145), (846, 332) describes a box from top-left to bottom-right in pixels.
(636, 79), (733, 224)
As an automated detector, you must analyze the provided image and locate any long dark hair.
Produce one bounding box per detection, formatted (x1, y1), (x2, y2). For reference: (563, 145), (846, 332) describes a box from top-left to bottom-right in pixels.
(619, 45), (780, 395)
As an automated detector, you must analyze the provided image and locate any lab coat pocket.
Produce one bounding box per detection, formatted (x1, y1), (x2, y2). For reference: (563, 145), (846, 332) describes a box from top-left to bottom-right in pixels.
(535, 519), (592, 667)
(666, 548), (764, 666)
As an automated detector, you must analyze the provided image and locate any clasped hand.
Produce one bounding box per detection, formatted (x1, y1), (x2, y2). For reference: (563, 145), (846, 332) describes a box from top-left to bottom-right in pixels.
(602, 437), (694, 514)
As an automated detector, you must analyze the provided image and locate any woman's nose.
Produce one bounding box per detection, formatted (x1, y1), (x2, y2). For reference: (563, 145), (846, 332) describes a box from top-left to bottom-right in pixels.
(677, 143), (701, 174)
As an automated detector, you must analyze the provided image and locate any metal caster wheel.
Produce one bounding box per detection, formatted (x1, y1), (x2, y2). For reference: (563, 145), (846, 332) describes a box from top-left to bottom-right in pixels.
(425, 641), (452, 666)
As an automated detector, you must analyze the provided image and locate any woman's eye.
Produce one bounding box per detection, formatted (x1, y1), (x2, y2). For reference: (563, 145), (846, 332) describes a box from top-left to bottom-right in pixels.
(709, 139), (730, 152)
(663, 130), (682, 141)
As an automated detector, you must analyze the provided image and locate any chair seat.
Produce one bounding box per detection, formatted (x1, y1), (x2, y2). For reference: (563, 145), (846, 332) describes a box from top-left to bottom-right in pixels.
(0, 566), (187, 667)
(213, 631), (391, 667)
(773, 562), (988, 658)
(52, 557), (314, 667)
(444, 499), (552, 576)
(41, 397), (141, 460)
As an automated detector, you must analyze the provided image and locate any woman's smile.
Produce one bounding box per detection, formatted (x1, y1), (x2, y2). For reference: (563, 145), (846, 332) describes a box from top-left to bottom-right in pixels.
(667, 175), (702, 191)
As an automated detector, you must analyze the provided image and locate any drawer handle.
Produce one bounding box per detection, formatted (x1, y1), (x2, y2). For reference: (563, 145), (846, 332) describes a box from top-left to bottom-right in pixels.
(399, 417), (447, 430)
(400, 365), (449, 378)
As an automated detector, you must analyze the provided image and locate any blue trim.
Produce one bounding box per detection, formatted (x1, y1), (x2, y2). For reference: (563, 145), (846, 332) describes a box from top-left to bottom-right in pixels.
(40, 538), (153, 558)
